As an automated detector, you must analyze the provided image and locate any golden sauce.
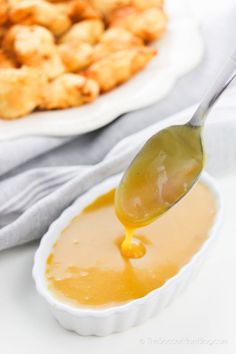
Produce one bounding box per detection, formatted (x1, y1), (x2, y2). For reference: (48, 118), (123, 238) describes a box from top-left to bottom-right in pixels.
(46, 183), (216, 308)
(115, 125), (203, 257)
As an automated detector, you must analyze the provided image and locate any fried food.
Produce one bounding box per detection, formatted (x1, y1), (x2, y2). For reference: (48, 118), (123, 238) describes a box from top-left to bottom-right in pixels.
(89, 0), (130, 17)
(58, 41), (93, 72)
(86, 46), (156, 92)
(59, 19), (104, 45)
(3, 25), (65, 79)
(100, 26), (143, 48)
(68, 0), (101, 21)
(92, 27), (143, 61)
(0, 27), (7, 45)
(109, 6), (167, 41)
(131, 0), (163, 10)
(0, 0), (167, 119)
(0, 49), (16, 68)
(89, 0), (163, 17)
(0, 67), (45, 119)
(0, 0), (9, 25)
(9, 0), (72, 35)
(39, 73), (99, 109)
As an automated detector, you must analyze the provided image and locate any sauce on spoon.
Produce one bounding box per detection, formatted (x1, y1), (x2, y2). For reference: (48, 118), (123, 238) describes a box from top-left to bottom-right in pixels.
(115, 49), (236, 258)
(115, 125), (204, 258)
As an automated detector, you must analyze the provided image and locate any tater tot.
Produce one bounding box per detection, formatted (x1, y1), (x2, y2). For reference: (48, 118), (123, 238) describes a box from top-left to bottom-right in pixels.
(39, 73), (99, 109)
(86, 46), (156, 92)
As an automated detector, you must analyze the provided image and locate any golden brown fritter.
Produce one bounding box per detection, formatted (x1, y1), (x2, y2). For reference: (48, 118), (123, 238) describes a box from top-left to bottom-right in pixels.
(9, 0), (72, 35)
(39, 73), (99, 109)
(0, 26), (7, 45)
(89, 0), (130, 17)
(58, 41), (93, 72)
(100, 26), (143, 47)
(92, 27), (143, 62)
(0, 66), (45, 119)
(0, 49), (16, 68)
(131, 0), (163, 10)
(67, 0), (101, 22)
(59, 19), (104, 45)
(8, 0), (23, 5)
(0, 0), (9, 25)
(3, 24), (65, 79)
(86, 46), (156, 92)
(109, 6), (167, 42)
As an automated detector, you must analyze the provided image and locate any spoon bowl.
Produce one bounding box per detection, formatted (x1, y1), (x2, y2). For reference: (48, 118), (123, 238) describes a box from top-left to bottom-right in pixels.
(116, 49), (236, 228)
(115, 124), (203, 227)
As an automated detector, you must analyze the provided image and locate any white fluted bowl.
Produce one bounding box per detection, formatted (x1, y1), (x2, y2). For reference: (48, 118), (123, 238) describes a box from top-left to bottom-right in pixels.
(33, 172), (223, 336)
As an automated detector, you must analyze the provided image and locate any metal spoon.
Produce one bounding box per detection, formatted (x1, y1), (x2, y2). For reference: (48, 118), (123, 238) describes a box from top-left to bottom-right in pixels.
(115, 50), (236, 228)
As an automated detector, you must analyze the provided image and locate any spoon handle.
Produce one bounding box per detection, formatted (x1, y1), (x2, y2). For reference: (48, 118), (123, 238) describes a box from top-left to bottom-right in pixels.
(190, 49), (236, 127)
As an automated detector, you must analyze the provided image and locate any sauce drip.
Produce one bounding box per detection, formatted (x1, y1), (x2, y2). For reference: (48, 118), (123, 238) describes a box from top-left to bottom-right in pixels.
(115, 125), (203, 257)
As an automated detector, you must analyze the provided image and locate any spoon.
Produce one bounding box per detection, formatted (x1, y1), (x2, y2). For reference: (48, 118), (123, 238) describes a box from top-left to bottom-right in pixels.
(115, 50), (236, 229)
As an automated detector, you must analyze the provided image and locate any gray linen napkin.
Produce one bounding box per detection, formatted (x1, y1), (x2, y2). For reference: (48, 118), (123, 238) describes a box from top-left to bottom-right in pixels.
(0, 6), (236, 251)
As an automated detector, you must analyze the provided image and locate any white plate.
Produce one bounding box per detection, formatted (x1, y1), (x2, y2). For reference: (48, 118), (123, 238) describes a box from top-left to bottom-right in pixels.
(0, 0), (204, 140)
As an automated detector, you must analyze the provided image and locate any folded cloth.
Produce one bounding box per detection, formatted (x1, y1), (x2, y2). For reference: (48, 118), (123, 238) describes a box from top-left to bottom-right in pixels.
(1, 4), (236, 179)
(1, 88), (236, 251)
(0, 3), (236, 251)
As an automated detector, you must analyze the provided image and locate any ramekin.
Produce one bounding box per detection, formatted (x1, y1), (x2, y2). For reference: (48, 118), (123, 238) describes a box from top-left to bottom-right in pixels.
(33, 172), (223, 336)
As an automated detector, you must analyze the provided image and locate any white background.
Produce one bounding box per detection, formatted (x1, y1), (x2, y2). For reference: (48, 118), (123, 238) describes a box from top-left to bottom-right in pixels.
(1, 1), (236, 353)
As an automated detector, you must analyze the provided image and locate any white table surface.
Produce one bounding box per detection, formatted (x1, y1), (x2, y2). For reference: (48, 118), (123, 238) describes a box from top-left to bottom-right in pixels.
(1, 173), (236, 354)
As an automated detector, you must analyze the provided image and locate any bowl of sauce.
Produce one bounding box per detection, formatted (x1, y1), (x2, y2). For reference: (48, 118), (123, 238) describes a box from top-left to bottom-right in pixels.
(33, 172), (222, 336)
